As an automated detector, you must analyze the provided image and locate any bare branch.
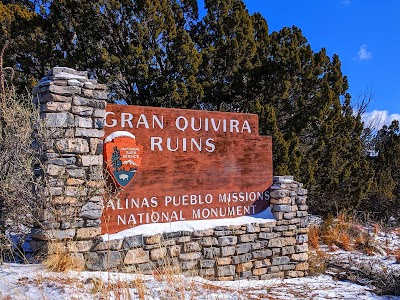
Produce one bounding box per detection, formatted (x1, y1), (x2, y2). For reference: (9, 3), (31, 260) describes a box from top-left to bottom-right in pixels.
(0, 41), (13, 103)
(354, 87), (374, 118)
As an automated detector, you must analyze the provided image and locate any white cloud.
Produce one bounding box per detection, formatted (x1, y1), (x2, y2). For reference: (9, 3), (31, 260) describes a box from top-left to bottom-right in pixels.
(356, 44), (372, 61)
(362, 110), (400, 129)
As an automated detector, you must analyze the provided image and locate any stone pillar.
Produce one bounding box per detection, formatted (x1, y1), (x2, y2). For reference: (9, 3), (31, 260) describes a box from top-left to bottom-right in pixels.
(30, 67), (107, 259)
(268, 175), (309, 277)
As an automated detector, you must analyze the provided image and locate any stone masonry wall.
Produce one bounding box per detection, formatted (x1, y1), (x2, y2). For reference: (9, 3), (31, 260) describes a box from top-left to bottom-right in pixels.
(31, 67), (309, 279)
(85, 176), (309, 280)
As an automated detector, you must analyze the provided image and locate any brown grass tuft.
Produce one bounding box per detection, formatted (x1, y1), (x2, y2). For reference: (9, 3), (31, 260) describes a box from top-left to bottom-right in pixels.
(132, 275), (146, 300)
(395, 249), (400, 264)
(308, 224), (320, 249)
(42, 243), (84, 272)
(308, 249), (329, 275)
(338, 232), (352, 251)
(319, 211), (371, 252)
(373, 223), (380, 235)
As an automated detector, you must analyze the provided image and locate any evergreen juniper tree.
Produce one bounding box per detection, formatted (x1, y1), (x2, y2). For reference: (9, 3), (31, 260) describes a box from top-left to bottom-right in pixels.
(192, 0), (256, 111)
(365, 120), (400, 220)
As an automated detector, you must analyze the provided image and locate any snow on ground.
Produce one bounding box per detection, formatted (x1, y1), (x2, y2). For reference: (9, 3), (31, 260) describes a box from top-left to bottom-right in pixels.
(0, 263), (398, 300)
(1, 215), (398, 299)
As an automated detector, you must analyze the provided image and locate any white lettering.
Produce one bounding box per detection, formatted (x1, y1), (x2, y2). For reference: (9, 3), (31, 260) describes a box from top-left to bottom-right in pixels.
(230, 119), (239, 132)
(121, 113), (133, 128)
(151, 212), (160, 223)
(136, 114), (149, 129)
(218, 192), (263, 203)
(191, 138), (201, 151)
(153, 115), (164, 129)
(105, 112), (117, 127)
(167, 138), (179, 151)
(205, 194), (213, 203)
(211, 118), (221, 131)
(106, 199), (115, 210)
(117, 198), (124, 209)
(128, 214), (136, 224)
(191, 117), (202, 131)
(151, 137), (163, 151)
(117, 214), (126, 225)
(182, 137), (187, 152)
(242, 120), (251, 133)
(192, 204), (255, 219)
(176, 116), (188, 131)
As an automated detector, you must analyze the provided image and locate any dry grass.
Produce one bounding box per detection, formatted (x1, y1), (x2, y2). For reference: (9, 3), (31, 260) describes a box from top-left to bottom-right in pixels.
(0, 87), (42, 237)
(0, 83), (54, 265)
(308, 249), (329, 275)
(308, 224), (320, 249)
(0, 293), (11, 300)
(320, 212), (352, 250)
(151, 255), (188, 300)
(318, 211), (373, 253)
(42, 242), (84, 272)
(17, 274), (82, 287)
(85, 276), (149, 300)
(395, 249), (400, 264)
(102, 281), (134, 300)
(0, 234), (13, 263)
(77, 248), (190, 300)
(132, 275), (146, 300)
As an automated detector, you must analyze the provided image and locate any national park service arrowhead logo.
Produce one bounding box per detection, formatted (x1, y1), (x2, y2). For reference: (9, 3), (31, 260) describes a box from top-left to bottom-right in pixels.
(104, 131), (143, 188)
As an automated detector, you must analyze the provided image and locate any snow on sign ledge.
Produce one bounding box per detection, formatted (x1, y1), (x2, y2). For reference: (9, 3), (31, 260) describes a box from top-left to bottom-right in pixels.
(102, 104), (273, 234)
(104, 131), (136, 143)
(102, 207), (275, 241)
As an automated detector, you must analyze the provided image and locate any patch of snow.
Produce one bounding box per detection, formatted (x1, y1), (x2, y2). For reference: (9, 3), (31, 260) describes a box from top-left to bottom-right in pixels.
(277, 179), (294, 184)
(53, 72), (87, 81)
(104, 131), (136, 143)
(38, 80), (52, 86)
(67, 78), (82, 84)
(102, 207), (275, 241)
(308, 214), (324, 226)
(219, 275), (392, 299)
(326, 248), (400, 274)
(39, 77), (49, 82)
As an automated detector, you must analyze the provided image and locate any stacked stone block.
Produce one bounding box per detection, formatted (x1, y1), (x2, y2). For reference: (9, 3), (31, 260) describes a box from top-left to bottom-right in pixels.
(31, 67), (107, 258)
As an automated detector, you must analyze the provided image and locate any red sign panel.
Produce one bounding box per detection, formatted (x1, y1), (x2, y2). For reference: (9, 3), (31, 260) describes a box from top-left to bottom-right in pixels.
(102, 105), (273, 234)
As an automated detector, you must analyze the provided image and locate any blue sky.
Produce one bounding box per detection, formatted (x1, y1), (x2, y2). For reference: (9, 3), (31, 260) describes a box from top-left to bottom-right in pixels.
(203, 1), (400, 127)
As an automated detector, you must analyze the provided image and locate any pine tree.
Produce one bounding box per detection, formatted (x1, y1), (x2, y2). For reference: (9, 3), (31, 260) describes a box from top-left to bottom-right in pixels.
(46, 0), (202, 107)
(192, 0), (256, 111)
(0, 2), (48, 90)
(365, 120), (400, 219)
(250, 25), (372, 215)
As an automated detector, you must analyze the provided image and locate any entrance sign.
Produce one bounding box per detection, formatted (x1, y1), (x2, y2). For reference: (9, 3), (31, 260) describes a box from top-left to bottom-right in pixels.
(102, 104), (273, 234)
